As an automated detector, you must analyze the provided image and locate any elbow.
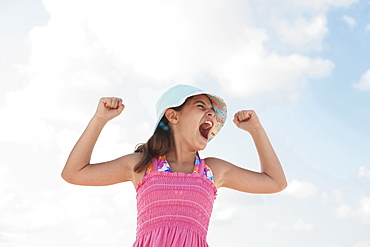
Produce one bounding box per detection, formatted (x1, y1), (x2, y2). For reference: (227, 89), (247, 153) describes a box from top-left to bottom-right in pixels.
(263, 178), (287, 194)
(61, 162), (89, 185)
(273, 180), (288, 193)
(61, 168), (78, 185)
(61, 170), (73, 184)
(280, 175), (288, 191)
(263, 172), (288, 193)
(61, 173), (81, 185)
(279, 182), (288, 192)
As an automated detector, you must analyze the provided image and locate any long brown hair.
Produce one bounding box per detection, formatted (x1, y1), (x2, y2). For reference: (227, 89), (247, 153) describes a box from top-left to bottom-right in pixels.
(134, 97), (192, 173)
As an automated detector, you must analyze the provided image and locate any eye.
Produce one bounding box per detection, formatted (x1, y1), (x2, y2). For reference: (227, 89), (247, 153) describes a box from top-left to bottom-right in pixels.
(197, 104), (204, 108)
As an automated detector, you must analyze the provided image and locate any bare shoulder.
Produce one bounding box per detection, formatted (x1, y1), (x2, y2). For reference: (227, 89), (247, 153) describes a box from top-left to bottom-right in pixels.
(100, 152), (142, 172)
(117, 152), (143, 167)
(204, 157), (231, 170)
(115, 152), (145, 181)
(117, 152), (159, 188)
(123, 152), (147, 188)
(204, 157), (234, 188)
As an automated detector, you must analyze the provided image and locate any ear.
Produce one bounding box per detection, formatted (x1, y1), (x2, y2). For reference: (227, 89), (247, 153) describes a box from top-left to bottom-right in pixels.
(164, 109), (179, 124)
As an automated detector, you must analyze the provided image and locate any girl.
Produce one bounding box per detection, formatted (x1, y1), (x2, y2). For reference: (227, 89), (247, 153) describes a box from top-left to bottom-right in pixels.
(62, 84), (287, 246)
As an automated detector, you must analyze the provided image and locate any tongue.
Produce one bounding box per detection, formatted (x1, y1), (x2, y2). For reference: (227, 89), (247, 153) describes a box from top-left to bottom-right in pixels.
(199, 123), (210, 139)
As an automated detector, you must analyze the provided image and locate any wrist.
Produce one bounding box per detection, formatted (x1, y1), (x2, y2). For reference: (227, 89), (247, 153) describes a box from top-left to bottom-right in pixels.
(248, 125), (264, 135)
(92, 115), (109, 125)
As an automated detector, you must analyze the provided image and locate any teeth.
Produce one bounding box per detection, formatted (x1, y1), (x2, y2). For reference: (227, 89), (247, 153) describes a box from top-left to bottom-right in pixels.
(204, 121), (213, 129)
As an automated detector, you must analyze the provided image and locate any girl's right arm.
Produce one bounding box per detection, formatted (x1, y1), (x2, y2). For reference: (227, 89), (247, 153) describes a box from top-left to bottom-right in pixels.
(61, 97), (139, 186)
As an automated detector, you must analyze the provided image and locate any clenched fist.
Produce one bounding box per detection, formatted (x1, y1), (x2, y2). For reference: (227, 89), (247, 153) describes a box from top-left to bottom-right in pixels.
(94, 97), (125, 122)
(233, 110), (262, 133)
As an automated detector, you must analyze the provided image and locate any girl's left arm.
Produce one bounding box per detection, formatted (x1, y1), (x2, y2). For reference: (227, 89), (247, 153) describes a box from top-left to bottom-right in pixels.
(209, 110), (287, 194)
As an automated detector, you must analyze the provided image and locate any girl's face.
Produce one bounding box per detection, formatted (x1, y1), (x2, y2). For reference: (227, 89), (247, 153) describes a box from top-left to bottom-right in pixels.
(172, 94), (215, 151)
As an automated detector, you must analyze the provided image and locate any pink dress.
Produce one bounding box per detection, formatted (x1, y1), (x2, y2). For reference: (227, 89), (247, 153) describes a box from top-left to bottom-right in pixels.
(132, 156), (217, 247)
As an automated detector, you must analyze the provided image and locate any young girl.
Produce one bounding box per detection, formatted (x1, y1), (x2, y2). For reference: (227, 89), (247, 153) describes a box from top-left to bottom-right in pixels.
(62, 84), (287, 247)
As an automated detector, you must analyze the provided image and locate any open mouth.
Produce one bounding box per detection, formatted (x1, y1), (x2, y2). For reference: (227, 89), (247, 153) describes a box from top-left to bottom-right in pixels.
(199, 120), (213, 140)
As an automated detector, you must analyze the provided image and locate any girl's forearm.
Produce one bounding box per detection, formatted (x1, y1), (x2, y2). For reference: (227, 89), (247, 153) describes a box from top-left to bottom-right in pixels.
(62, 116), (108, 179)
(249, 126), (287, 190)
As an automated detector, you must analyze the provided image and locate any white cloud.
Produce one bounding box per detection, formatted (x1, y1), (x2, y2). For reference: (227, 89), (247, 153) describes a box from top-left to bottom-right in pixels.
(353, 241), (370, 247)
(56, 128), (81, 167)
(0, 88), (57, 150)
(332, 189), (345, 203)
(336, 203), (354, 218)
(354, 69), (370, 91)
(212, 206), (240, 221)
(212, 193), (245, 221)
(274, 15), (328, 51)
(280, 0), (359, 14)
(0, 182), (137, 246)
(91, 124), (136, 163)
(282, 179), (319, 199)
(4, 198), (65, 229)
(210, 189), (263, 222)
(0, 166), (10, 197)
(358, 166), (370, 179)
(17, 0), (334, 110)
(31, 0), (252, 85)
(343, 15), (358, 28)
(214, 28), (333, 100)
(335, 196), (370, 224)
(265, 219), (314, 232)
(354, 196), (370, 221)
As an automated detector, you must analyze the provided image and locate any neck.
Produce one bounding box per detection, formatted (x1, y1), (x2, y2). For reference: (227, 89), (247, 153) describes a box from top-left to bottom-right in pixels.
(166, 147), (197, 167)
(166, 130), (200, 168)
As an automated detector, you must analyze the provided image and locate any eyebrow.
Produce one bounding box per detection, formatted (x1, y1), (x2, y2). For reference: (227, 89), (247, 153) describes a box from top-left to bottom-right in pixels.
(194, 100), (215, 112)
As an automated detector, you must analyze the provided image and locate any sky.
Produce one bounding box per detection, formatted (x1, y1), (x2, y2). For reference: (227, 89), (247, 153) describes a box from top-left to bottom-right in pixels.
(1, 0), (370, 246)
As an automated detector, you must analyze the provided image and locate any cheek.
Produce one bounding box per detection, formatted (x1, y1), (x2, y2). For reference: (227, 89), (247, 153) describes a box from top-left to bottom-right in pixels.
(177, 109), (203, 129)
(179, 117), (200, 133)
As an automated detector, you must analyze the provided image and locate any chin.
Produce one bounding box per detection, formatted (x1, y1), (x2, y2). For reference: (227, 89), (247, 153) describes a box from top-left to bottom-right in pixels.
(195, 142), (208, 151)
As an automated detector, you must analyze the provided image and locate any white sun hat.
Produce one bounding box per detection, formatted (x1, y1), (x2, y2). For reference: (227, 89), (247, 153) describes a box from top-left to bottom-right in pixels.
(155, 84), (227, 141)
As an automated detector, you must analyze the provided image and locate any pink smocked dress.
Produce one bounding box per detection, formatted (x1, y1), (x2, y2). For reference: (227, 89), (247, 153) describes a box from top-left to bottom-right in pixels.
(133, 156), (217, 247)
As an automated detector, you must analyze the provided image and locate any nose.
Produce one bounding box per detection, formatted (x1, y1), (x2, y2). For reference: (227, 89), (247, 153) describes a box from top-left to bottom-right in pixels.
(207, 109), (215, 118)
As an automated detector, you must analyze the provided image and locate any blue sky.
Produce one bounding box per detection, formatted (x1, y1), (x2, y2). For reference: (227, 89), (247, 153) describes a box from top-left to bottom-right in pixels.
(1, 0), (370, 246)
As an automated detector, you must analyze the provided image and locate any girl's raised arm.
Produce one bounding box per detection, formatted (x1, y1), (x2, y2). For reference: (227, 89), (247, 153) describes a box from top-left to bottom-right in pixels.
(61, 97), (137, 186)
(208, 110), (287, 193)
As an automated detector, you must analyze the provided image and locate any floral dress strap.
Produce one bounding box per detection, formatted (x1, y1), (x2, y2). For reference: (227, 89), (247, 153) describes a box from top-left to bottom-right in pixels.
(144, 155), (214, 181)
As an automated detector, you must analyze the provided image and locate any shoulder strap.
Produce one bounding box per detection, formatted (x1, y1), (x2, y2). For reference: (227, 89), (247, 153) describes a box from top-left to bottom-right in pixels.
(151, 157), (158, 171)
(198, 158), (205, 176)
